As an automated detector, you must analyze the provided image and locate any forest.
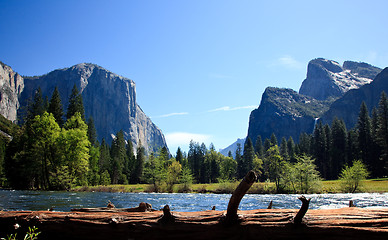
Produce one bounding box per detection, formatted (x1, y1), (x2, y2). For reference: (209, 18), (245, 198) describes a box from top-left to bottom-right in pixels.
(0, 86), (387, 192)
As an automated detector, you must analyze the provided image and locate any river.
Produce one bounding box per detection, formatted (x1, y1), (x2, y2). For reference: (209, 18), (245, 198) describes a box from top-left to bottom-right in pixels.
(1, 190), (388, 212)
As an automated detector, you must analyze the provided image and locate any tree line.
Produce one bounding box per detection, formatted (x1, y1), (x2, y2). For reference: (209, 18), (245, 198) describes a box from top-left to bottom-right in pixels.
(0, 86), (387, 192)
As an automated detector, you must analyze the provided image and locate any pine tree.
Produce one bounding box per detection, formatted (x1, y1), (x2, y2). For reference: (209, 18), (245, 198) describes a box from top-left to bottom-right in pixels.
(66, 84), (85, 121)
(87, 117), (98, 146)
(254, 135), (264, 157)
(48, 87), (64, 127)
(331, 118), (347, 178)
(242, 137), (255, 174)
(376, 92), (388, 176)
(270, 133), (278, 146)
(176, 147), (183, 164)
(110, 130), (127, 184)
(357, 101), (372, 172)
(132, 140), (145, 183)
(287, 136), (296, 162)
(26, 88), (45, 124)
(279, 137), (288, 159)
(235, 143), (244, 179)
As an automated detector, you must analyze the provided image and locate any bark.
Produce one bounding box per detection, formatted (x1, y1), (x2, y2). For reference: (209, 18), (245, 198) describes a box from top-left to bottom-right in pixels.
(1, 208), (388, 240)
(224, 170), (257, 224)
(293, 196), (311, 225)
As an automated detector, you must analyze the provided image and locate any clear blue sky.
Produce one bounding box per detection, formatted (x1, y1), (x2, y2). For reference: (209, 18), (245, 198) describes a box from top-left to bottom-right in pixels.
(1, 0), (387, 154)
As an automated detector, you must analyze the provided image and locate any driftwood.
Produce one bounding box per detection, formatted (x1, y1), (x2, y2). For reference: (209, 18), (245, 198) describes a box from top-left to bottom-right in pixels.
(1, 171), (388, 239)
(224, 170), (257, 224)
(1, 208), (388, 240)
(71, 202), (153, 213)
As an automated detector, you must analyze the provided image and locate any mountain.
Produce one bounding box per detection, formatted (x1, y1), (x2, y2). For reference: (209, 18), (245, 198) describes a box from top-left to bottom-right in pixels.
(247, 87), (330, 144)
(219, 138), (245, 157)
(321, 67), (388, 128)
(246, 58), (383, 146)
(299, 58), (379, 100)
(0, 62), (24, 122)
(0, 62), (167, 153)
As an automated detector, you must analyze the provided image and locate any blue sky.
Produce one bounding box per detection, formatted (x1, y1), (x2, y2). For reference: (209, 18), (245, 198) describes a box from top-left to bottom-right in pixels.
(1, 0), (387, 154)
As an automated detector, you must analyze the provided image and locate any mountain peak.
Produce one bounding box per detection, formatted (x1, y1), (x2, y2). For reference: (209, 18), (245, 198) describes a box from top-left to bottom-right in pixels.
(299, 58), (380, 100)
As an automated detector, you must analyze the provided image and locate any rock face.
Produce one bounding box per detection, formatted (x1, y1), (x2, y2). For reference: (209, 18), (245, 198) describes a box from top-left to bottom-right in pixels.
(247, 87), (330, 144)
(219, 138), (246, 157)
(299, 58), (379, 100)
(321, 67), (388, 129)
(0, 62), (24, 122)
(19, 63), (167, 153)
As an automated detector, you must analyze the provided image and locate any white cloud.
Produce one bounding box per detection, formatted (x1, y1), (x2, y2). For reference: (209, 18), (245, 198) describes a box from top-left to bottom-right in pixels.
(152, 112), (189, 118)
(207, 105), (257, 113)
(272, 55), (304, 70)
(165, 132), (212, 146)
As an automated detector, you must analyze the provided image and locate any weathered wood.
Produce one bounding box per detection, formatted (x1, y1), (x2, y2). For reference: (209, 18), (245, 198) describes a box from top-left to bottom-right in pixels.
(157, 205), (175, 224)
(293, 196), (311, 225)
(224, 170), (257, 224)
(267, 201), (273, 209)
(71, 202), (153, 213)
(1, 208), (388, 240)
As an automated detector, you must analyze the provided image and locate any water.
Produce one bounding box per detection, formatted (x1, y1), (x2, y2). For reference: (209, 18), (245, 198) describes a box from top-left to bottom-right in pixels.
(1, 190), (388, 212)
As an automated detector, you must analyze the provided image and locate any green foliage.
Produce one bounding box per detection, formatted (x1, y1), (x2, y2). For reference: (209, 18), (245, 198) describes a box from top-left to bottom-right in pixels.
(339, 160), (369, 193)
(66, 84), (85, 121)
(1, 226), (40, 240)
(264, 145), (286, 193)
(291, 155), (321, 193)
(48, 86), (64, 127)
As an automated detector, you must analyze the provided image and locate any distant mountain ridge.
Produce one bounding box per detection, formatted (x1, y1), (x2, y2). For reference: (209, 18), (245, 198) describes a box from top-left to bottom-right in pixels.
(244, 58), (383, 147)
(0, 61), (168, 153)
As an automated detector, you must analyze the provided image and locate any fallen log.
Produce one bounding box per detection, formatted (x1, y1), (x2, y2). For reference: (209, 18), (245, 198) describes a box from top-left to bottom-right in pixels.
(71, 202), (154, 213)
(1, 207), (388, 240)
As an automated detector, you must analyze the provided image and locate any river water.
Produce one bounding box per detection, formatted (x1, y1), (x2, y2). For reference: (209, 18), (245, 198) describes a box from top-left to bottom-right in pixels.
(1, 190), (388, 212)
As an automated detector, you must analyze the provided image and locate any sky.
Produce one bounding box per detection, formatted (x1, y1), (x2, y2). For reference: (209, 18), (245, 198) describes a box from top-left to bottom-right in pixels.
(1, 0), (388, 154)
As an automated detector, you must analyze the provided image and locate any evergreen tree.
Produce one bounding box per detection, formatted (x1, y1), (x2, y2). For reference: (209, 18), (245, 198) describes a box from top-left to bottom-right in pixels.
(264, 138), (271, 152)
(287, 137), (296, 162)
(48, 87), (64, 127)
(279, 137), (288, 160)
(176, 147), (183, 164)
(66, 84), (85, 121)
(270, 133), (278, 146)
(346, 129), (359, 165)
(331, 118), (347, 179)
(110, 130), (127, 184)
(87, 117), (98, 146)
(132, 140), (145, 183)
(254, 135), (264, 157)
(357, 101), (372, 171)
(235, 143), (244, 179)
(377, 92), (388, 176)
(242, 137), (255, 174)
(26, 88), (45, 124)
(99, 139), (112, 176)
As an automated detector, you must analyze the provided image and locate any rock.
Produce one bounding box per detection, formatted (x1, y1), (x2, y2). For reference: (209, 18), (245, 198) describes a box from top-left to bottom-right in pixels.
(18, 63), (167, 153)
(299, 58), (379, 100)
(247, 87), (329, 144)
(321, 67), (388, 129)
(0, 62), (24, 122)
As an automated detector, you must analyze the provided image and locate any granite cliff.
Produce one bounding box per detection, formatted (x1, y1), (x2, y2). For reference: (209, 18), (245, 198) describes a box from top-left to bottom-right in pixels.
(0, 62), (167, 153)
(0, 62), (24, 122)
(245, 58), (383, 146)
(299, 58), (379, 100)
(247, 87), (330, 144)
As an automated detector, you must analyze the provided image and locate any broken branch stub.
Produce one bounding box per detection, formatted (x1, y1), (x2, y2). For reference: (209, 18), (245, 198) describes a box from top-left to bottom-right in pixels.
(225, 170), (257, 223)
(293, 196), (311, 225)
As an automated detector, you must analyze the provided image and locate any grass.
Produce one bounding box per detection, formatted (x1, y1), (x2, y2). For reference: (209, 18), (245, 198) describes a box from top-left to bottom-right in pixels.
(72, 179), (388, 194)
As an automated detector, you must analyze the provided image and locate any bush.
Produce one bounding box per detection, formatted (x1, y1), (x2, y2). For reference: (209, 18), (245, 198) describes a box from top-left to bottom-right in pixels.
(339, 160), (369, 193)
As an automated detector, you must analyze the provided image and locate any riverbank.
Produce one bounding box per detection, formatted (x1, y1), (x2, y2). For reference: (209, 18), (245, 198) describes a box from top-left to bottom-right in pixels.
(72, 178), (388, 194)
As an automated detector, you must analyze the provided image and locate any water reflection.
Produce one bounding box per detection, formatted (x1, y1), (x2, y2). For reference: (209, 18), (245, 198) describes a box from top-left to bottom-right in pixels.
(1, 190), (387, 212)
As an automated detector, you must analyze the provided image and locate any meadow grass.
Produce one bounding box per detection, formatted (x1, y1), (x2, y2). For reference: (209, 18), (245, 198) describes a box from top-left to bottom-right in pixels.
(73, 179), (388, 194)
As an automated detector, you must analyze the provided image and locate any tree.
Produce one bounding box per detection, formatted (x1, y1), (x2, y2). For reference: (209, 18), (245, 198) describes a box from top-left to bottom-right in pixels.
(59, 112), (90, 187)
(235, 143), (244, 179)
(219, 156), (237, 181)
(292, 155), (321, 193)
(28, 112), (61, 190)
(166, 160), (182, 192)
(25, 88), (45, 126)
(254, 135), (264, 157)
(132, 141), (145, 183)
(357, 102), (372, 171)
(264, 145), (286, 193)
(377, 92), (388, 176)
(110, 130), (128, 184)
(48, 86), (64, 127)
(331, 118), (347, 178)
(287, 137), (296, 162)
(339, 160), (369, 193)
(87, 117), (98, 147)
(242, 137), (255, 175)
(66, 84), (85, 121)
(176, 147), (183, 164)
(279, 137), (288, 159)
(270, 133), (278, 146)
